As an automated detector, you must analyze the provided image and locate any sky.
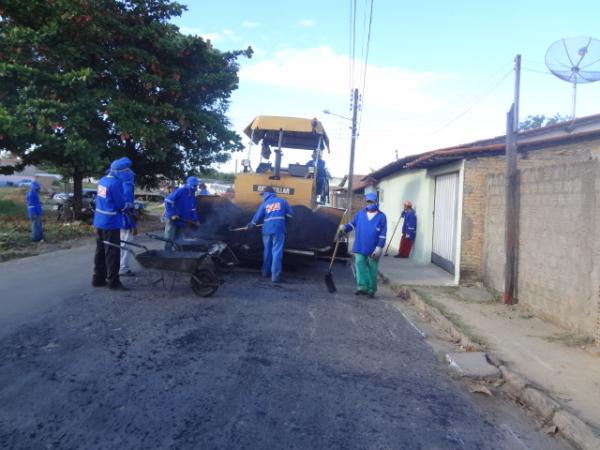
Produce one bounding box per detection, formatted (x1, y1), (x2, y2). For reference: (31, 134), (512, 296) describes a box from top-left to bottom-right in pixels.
(171, 0), (600, 178)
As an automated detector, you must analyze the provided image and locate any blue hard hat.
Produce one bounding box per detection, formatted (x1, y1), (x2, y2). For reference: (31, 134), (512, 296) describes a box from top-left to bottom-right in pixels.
(365, 192), (378, 202)
(186, 176), (199, 187)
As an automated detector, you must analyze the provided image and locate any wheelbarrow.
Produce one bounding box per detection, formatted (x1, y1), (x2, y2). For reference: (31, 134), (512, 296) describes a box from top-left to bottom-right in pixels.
(145, 233), (239, 273)
(104, 240), (221, 297)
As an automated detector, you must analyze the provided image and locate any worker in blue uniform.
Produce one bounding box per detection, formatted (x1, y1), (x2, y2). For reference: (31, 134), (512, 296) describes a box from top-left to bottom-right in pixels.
(26, 181), (44, 242)
(117, 158), (137, 276)
(199, 181), (209, 196)
(306, 150), (328, 202)
(92, 158), (129, 290)
(395, 200), (417, 258)
(338, 192), (387, 298)
(248, 186), (293, 283)
(163, 176), (200, 250)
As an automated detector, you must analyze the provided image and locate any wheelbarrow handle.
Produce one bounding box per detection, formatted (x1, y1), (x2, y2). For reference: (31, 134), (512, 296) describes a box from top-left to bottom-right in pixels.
(102, 240), (133, 255)
(145, 232), (173, 244)
(119, 240), (149, 251)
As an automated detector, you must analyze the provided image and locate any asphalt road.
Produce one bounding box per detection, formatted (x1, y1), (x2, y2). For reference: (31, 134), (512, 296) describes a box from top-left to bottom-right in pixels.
(0, 244), (567, 449)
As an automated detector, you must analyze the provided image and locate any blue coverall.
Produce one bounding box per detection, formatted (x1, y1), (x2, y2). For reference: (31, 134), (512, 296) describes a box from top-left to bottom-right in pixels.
(343, 207), (387, 295)
(118, 162), (136, 274)
(163, 182), (199, 250)
(92, 161), (127, 288)
(250, 191), (294, 282)
(26, 181), (43, 242)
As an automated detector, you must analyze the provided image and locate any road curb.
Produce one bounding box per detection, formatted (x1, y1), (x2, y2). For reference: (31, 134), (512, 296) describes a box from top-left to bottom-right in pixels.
(381, 277), (600, 450)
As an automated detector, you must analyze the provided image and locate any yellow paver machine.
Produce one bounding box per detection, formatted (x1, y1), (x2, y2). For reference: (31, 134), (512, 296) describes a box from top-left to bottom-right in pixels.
(194, 115), (348, 261)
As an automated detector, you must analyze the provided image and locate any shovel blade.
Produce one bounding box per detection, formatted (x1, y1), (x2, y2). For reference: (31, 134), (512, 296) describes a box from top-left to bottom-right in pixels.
(324, 271), (336, 293)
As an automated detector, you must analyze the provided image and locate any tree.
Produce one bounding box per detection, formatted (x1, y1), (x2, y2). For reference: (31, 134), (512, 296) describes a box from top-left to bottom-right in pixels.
(518, 113), (569, 131)
(0, 0), (251, 215)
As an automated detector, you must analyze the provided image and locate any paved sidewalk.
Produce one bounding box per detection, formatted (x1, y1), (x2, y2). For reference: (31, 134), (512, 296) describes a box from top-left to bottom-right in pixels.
(379, 260), (600, 450)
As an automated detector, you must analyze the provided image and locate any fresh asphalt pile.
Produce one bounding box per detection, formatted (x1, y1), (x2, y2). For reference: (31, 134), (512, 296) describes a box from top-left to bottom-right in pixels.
(0, 262), (566, 449)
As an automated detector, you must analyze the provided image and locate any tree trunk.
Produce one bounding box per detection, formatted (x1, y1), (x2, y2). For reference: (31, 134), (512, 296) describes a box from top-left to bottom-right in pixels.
(73, 170), (83, 220)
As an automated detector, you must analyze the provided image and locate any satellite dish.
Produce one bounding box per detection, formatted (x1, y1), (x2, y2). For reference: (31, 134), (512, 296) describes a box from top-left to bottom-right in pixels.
(545, 36), (600, 119)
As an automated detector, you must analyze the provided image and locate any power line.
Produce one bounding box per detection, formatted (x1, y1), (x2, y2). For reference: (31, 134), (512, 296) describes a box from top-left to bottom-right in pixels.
(349, 0), (357, 94)
(431, 68), (514, 135)
(522, 67), (552, 75)
(357, 0), (374, 135)
(407, 61), (514, 127)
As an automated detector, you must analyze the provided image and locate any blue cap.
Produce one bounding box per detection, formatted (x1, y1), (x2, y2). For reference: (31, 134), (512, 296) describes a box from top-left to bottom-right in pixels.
(186, 176), (199, 187)
(365, 192), (378, 202)
(31, 181), (41, 190)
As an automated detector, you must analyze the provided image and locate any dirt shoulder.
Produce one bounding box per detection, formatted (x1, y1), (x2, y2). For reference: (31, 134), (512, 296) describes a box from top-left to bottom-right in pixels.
(0, 187), (162, 262)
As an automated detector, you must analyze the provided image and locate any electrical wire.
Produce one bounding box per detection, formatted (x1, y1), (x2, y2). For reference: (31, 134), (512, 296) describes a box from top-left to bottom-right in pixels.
(522, 67), (552, 75)
(445, 60), (514, 111)
(407, 60), (514, 127)
(349, 0), (357, 95)
(357, 0), (374, 135)
(430, 68), (514, 135)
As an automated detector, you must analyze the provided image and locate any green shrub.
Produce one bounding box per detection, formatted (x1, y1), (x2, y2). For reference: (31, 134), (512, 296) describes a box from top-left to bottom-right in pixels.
(0, 199), (25, 217)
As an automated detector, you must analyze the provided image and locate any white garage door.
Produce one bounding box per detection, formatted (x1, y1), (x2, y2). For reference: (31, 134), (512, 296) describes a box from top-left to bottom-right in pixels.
(432, 172), (459, 274)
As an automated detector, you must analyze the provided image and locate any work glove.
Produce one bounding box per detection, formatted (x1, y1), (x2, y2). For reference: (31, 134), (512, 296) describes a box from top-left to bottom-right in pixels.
(337, 225), (346, 239)
(371, 246), (383, 261)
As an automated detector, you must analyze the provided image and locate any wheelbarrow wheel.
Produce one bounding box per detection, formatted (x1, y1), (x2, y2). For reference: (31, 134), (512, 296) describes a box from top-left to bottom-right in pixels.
(214, 253), (236, 273)
(190, 269), (219, 297)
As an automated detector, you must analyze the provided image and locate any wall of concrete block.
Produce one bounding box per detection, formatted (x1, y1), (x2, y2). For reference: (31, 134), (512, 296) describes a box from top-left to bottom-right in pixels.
(461, 143), (597, 282)
(483, 158), (600, 338)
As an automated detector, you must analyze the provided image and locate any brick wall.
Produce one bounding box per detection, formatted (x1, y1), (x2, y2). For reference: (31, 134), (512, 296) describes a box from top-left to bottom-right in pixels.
(483, 158), (600, 337)
(461, 158), (504, 281)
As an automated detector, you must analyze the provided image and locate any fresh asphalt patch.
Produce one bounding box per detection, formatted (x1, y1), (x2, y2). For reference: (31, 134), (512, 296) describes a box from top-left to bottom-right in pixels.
(0, 262), (567, 449)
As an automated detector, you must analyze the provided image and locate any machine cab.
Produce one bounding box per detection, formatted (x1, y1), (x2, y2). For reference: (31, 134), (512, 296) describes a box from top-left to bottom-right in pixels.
(234, 116), (330, 210)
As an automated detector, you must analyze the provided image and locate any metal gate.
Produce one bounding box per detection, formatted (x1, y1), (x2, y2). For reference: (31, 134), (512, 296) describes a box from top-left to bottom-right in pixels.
(431, 172), (459, 274)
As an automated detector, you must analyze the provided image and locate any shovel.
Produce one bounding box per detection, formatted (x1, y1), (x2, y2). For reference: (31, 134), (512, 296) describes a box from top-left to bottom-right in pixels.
(324, 239), (342, 293)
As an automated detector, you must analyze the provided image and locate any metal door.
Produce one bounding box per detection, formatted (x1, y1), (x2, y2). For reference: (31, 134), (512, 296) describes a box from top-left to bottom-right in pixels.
(431, 172), (459, 274)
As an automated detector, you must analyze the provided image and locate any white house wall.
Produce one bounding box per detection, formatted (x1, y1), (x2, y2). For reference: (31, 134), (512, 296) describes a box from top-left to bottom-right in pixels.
(377, 161), (464, 285)
(377, 169), (432, 264)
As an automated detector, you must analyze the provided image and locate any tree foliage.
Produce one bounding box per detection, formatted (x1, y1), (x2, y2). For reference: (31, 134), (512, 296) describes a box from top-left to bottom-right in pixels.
(0, 0), (252, 211)
(518, 113), (569, 131)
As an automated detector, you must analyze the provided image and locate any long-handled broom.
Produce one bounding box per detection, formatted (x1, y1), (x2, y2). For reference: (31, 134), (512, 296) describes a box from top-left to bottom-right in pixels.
(324, 238), (342, 293)
(384, 216), (402, 256)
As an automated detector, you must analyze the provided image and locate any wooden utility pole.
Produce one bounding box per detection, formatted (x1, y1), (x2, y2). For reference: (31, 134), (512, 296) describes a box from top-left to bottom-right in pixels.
(503, 55), (521, 304)
(346, 88), (359, 212)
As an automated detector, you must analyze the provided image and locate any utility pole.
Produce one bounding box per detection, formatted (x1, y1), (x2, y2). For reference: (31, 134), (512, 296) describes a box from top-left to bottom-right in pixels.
(513, 54), (521, 131)
(347, 88), (359, 212)
(504, 54), (521, 305)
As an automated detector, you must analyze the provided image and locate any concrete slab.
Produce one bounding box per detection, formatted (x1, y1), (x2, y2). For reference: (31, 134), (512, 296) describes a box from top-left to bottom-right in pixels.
(445, 352), (501, 378)
(378, 255), (455, 286)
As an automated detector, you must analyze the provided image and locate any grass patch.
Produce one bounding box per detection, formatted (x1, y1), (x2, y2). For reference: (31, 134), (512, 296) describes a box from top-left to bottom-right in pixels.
(413, 287), (487, 347)
(0, 217), (95, 261)
(0, 198), (26, 217)
(544, 332), (596, 347)
(0, 198), (95, 263)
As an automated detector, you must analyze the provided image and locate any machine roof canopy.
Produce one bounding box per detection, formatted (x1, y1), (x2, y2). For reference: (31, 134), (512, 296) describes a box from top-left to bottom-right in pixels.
(243, 116), (330, 151)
